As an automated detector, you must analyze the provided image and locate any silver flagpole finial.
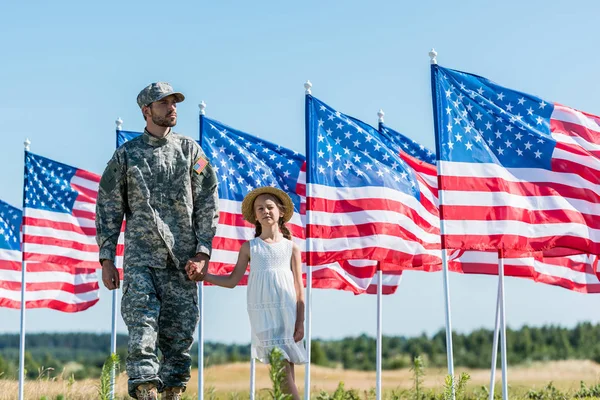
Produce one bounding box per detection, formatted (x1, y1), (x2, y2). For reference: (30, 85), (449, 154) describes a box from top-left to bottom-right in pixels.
(429, 48), (438, 65)
(304, 80), (312, 95)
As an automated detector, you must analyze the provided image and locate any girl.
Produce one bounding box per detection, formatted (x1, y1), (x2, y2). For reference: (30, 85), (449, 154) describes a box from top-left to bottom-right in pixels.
(187, 186), (306, 398)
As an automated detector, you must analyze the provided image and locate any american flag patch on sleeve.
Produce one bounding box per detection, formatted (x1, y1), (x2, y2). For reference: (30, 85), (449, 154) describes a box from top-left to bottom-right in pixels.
(193, 156), (209, 174)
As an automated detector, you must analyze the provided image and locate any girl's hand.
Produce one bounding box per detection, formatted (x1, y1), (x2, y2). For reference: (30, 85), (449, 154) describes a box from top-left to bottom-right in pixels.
(293, 321), (304, 342)
(186, 254), (209, 281)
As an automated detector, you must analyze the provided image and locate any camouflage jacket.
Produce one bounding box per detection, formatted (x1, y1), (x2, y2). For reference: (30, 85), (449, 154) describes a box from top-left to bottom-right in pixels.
(95, 129), (219, 269)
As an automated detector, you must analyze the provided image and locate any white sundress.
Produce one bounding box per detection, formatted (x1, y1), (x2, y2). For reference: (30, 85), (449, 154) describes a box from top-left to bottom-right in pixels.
(247, 237), (307, 364)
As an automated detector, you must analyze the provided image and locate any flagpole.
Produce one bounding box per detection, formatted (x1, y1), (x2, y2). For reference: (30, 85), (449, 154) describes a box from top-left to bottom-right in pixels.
(375, 110), (386, 400)
(488, 274), (502, 400)
(110, 117), (123, 400)
(197, 281), (204, 400)
(303, 80), (313, 400)
(429, 49), (455, 399)
(376, 263), (383, 400)
(18, 139), (31, 400)
(249, 357), (256, 400)
(498, 250), (509, 400)
(198, 101), (207, 400)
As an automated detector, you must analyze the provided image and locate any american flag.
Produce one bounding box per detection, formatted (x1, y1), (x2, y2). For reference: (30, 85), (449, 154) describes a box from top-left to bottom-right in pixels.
(23, 152), (101, 269)
(432, 65), (600, 256)
(305, 95), (441, 274)
(116, 130), (140, 147)
(0, 198), (100, 312)
(381, 122), (600, 293)
(203, 116), (409, 294)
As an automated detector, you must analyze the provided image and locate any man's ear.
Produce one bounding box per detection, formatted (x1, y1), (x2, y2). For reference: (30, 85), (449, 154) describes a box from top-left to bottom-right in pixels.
(142, 105), (151, 119)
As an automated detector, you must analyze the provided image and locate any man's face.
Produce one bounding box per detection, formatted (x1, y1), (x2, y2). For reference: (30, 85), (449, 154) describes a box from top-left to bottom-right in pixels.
(145, 95), (178, 127)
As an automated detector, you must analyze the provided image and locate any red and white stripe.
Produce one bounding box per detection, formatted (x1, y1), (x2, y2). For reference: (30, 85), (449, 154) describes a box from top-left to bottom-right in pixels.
(114, 222), (125, 279)
(23, 169), (101, 270)
(402, 147), (600, 293)
(0, 249), (100, 312)
(305, 183), (441, 269)
(366, 269), (403, 295)
(299, 165), (404, 294)
(438, 104), (600, 255)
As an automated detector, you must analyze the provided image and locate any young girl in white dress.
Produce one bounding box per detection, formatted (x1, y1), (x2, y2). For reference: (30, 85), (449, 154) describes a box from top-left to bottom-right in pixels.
(188, 187), (306, 398)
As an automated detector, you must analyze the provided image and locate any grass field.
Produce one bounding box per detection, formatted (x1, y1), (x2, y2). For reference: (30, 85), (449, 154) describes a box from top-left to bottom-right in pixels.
(1, 360), (599, 399)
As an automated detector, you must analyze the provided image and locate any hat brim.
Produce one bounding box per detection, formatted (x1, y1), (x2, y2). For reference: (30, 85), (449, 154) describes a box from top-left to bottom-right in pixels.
(154, 92), (185, 104)
(241, 187), (294, 224)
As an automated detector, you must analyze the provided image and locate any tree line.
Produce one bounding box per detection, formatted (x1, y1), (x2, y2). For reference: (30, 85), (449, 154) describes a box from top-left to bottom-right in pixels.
(0, 322), (599, 380)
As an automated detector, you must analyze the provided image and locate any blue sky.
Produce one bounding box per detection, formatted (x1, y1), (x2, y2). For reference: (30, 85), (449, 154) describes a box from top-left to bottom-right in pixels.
(1, 0), (598, 343)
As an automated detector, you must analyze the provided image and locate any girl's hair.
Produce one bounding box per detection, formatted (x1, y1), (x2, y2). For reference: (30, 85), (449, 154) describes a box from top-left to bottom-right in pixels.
(253, 194), (292, 240)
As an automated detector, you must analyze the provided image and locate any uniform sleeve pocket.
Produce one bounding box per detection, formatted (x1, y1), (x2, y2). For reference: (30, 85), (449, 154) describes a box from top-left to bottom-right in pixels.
(100, 159), (122, 193)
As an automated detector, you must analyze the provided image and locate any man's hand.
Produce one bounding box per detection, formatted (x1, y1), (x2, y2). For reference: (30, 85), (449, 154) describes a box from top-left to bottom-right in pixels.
(185, 253), (209, 281)
(293, 320), (305, 342)
(101, 260), (120, 290)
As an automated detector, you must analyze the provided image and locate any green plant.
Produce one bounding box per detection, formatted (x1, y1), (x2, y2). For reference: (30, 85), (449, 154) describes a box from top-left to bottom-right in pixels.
(97, 353), (120, 400)
(574, 381), (600, 398)
(473, 385), (502, 400)
(333, 382), (351, 400)
(66, 372), (75, 395)
(526, 382), (568, 400)
(410, 356), (425, 399)
(388, 388), (414, 400)
(228, 391), (242, 400)
(442, 372), (470, 400)
(266, 348), (292, 400)
(455, 373), (470, 398)
(442, 375), (454, 400)
(205, 385), (218, 400)
(316, 389), (331, 400)
(37, 365), (55, 381)
(363, 387), (376, 400)
(316, 382), (360, 400)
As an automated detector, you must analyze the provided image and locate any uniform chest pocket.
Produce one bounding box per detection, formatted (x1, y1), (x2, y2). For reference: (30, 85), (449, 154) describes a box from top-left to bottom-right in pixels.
(126, 166), (151, 200)
(168, 168), (193, 201)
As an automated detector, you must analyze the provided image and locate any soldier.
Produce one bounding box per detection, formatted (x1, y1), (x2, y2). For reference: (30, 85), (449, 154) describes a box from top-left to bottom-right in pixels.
(96, 82), (219, 400)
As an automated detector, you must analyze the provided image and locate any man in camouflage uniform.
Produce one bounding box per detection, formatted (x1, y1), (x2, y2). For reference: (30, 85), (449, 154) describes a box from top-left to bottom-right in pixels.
(96, 82), (219, 400)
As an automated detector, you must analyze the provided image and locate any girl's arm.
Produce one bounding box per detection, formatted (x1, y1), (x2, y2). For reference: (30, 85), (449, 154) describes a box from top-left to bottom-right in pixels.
(204, 241), (250, 289)
(291, 242), (305, 342)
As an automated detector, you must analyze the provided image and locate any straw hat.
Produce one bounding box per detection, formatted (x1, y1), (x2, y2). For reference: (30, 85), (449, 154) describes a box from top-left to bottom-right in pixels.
(241, 186), (294, 224)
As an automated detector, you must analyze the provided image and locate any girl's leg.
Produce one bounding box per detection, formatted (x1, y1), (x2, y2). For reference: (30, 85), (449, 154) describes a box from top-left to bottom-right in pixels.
(283, 361), (300, 400)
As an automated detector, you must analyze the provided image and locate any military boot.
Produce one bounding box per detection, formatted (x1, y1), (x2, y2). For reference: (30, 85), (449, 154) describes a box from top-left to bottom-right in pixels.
(135, 383), (158, 400)
(162, 386), (184, 400)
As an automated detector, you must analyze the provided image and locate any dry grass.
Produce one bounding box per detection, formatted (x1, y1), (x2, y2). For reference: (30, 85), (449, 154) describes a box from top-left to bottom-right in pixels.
(0, 360), (598, 399)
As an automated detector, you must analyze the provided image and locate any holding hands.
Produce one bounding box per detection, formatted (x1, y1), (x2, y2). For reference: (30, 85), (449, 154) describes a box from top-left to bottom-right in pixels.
(185, 253), (209, 281)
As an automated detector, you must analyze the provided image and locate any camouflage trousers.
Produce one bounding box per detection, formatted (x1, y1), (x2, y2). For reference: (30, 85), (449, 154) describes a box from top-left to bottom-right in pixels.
(121, 263), (199, 398)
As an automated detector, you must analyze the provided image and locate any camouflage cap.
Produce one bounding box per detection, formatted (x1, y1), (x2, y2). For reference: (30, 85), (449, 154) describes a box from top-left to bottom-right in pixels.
(136, 82), (185, 109)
